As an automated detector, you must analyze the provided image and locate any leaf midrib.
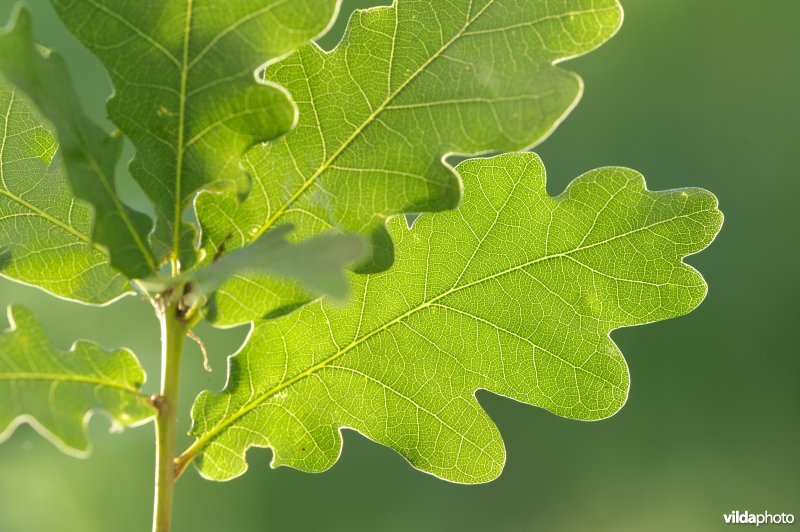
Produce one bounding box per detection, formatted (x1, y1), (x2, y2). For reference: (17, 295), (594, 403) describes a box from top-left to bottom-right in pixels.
(86, 0), (296, 267)
(0, 371), (143, 395)
(71, 124), (157, 272)
(246, 2), (617, 243)
(248, 0), (499, 242)
(183, 208), (714, 461)
(172, 0), (194, 271)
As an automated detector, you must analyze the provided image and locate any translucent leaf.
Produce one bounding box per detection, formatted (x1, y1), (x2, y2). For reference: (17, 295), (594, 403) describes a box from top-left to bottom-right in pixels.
(197, 0), (625, 325)
(0, 78), (129, 304)
(0, 305), (155, 456)
(50, 0), (343, 268)
(183, 153), (723, 483)
(0, 8), (157, 278)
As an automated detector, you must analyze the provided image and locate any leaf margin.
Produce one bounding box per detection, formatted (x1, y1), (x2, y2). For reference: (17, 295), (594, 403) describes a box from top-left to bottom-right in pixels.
(0, 304), (156, 458)
(180, 151), (723, 483)
(196, 0), (627, 326)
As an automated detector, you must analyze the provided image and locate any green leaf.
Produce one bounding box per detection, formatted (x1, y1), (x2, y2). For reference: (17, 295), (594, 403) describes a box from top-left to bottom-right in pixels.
(0, 78), (130, 304)
(0, 7), (158, 279)
(50, 0), (343, 268)
(139, 226), (366, 310)
(197, 0), (624, 326)
(182, 153), (723, 483)
(0, 305), (155, 456)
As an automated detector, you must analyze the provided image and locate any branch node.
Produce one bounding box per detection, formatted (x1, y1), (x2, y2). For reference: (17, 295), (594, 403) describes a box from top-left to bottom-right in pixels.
(149, 394), (166, 411)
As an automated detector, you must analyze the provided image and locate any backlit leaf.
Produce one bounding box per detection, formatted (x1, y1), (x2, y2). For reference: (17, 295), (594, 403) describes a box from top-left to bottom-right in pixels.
(0, 305), (155, 456)
(183, 153), (722, 483)
(50, 0), (343, 268)
(0, 8), (158, 278)
(0, 78), (129, 304)
(197, 0), (625, 326)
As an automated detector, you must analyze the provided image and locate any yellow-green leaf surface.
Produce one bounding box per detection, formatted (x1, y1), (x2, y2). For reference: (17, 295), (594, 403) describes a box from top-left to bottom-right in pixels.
(0, 305), (155, 456)
(197, 0), (625, 326)
(0, 80), (129, 304)
(183, 153), (722, 483)
(197, 0), (622, 324)
(50, 0), (343, 267)
(0, 8), (157, 279)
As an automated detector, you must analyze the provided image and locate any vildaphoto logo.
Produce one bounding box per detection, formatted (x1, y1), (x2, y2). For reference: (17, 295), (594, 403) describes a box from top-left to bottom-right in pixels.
(723, 511), (795, 526)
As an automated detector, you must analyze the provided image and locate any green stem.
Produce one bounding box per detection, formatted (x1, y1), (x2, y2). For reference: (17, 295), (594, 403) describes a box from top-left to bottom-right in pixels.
(152, 297), (186, 532)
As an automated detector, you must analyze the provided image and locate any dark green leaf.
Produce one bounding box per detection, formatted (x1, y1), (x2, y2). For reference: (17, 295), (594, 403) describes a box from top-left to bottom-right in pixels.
(50, 0), (343, 268)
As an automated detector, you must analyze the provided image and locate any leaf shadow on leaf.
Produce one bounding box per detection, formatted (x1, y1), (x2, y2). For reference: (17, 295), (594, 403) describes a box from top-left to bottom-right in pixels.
(352, 223), (394, 274)
(181, 152), (723, 484)
(205, 295), (316, 324)
(0, 247), (10, 270)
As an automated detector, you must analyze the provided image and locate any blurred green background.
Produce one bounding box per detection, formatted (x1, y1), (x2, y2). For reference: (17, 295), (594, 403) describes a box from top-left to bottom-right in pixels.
(1, 1), (798, 531)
